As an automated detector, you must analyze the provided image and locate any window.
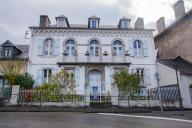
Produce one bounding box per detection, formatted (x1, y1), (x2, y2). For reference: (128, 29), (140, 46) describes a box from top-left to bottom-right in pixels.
(89, 40), (100, 56)
(65, 39), (76, 56)
(136, 68), (144, 85)
(57, 19), (65, 27)
(43, 69), (52, 83)
(113, 40), (123, 56)
(134, 40), (143, 57)
(3, 49), (12, 57)
(122, 20), (128, 28)
(43, 39), (54, 56)
(91, 20), (97, 28)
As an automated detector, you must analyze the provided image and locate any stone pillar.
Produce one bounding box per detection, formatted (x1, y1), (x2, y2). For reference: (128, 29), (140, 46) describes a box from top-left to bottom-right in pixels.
(10, 85), (20, 105)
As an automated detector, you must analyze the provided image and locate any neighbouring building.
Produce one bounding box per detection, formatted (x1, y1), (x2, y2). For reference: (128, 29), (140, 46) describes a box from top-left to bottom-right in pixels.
(155, 0), (192, 61)
(157, 56), (192, 108)
(0, 40), (29, 88)
(28, 15), (157, 102)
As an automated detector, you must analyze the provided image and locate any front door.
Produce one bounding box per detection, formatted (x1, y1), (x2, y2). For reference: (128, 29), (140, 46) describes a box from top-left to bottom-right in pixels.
(89, 70), (101, 101)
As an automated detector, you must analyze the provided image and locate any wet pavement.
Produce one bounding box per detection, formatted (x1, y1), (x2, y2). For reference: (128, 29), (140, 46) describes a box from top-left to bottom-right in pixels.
(0, 112), (192, 128)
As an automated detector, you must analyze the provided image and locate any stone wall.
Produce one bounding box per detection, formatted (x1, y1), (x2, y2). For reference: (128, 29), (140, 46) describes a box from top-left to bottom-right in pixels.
(155, 17), (192, 61)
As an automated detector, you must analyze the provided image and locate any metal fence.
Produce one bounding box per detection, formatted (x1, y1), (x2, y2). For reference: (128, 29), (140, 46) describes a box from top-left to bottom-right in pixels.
(0, 86), (182, 112)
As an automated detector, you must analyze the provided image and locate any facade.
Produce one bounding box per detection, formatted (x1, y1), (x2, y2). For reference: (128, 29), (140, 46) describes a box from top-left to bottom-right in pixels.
(28, 15), (157, 99)
(0, 40), (29, 88)
(157, 56), (192, 108)
(155, 0), (192, 61)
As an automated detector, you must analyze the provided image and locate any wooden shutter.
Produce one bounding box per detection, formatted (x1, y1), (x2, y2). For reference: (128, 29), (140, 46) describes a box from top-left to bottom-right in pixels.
(128, 39), (134, 57)
(144, 69), (151, 86)
(53, 41), (59, 56)
(37, 69), (43, 86)
(143, 40), (149, 57)
(37, 39), (43, 56)
(75, 67), (80, 87)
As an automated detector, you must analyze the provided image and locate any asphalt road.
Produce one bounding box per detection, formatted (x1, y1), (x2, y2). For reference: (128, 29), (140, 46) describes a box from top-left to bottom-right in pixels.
(0, 112), (192, 128)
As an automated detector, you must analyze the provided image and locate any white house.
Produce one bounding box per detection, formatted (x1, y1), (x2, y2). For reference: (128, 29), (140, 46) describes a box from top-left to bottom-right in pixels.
(28, 15), (157, 100)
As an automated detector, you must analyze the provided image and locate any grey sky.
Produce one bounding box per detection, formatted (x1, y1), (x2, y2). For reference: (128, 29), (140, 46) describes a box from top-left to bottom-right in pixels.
(0, 0), (191, 44)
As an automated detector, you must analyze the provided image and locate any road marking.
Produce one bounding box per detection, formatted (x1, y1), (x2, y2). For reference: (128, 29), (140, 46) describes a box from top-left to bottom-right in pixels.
(98, 113), (192, 123)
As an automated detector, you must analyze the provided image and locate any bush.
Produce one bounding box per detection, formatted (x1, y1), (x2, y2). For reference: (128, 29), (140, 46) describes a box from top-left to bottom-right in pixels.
(15, 73), (34, 89)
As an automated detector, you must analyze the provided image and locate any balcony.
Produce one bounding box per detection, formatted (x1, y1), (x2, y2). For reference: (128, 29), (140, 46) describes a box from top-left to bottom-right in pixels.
(57, 51), (130, 66)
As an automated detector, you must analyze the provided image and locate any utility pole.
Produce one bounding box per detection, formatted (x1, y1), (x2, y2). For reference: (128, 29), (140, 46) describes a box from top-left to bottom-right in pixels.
(155, 62), (163, 112)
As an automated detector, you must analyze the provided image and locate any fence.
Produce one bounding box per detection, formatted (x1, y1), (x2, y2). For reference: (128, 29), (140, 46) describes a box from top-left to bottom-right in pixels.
(0, 86), (182, 111)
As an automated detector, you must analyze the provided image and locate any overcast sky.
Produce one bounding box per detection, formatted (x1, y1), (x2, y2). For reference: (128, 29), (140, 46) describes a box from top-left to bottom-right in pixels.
(0, 0), (191, 44)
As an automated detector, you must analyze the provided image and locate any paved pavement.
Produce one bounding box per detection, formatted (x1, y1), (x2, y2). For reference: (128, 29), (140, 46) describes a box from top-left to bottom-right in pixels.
(0, 112), (192, 128)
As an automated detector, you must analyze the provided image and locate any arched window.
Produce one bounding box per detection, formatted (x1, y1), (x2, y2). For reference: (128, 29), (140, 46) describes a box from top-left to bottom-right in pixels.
(65, 39), (76, 56)
(112, 40), (123, 56)
(43, 39), (54, 56)
(134, 40), (143, 57)
(89, 40), (100, 56)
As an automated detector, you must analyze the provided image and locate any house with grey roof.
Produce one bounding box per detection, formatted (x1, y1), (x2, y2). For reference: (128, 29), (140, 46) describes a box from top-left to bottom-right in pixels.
(0, 40), (29, 88)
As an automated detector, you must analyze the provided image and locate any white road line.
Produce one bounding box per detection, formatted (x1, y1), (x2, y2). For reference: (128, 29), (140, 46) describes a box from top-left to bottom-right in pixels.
(98, 113), (192, 123)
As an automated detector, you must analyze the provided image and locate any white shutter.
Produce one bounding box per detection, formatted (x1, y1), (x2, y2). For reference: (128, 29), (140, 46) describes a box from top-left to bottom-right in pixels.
(52, 68), (58, 75)
(53, 41), (59, 56)
(144, 69), (151, 86)
(110, 67), (115, 84)
(143, 40), (149, 57)
(128, 39), (134, 57)
(75, 67), (80, 87)
(37, 39), (43, 56)
(37, 69), (43, 86)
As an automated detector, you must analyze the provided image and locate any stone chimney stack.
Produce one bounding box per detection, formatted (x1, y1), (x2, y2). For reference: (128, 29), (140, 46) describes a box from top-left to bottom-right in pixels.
(156, 17), (166, 34)
(173, 0), (185, 20)
(39, 15), (51, 27)
(135, 17), (144, 29)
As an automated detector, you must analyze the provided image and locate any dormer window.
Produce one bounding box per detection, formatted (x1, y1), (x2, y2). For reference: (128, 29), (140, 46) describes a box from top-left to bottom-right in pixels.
(3, 48), (12, 57)
(88, 15), (100, 29)
(55, 15), (70, 28)
(118, 17), (131, 29)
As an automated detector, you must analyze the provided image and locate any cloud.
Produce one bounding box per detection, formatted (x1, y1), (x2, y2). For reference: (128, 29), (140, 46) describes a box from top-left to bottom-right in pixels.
(0, 0), (191, 44)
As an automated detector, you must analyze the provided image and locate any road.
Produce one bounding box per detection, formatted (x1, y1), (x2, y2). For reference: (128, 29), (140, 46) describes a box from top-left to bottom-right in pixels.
(0, 112), (192, 128)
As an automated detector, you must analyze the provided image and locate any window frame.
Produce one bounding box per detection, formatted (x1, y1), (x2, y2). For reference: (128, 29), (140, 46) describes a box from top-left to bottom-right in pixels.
(134, 40), (144, 57)
(65, 39), (76, 56)
(89, 40), (100, 56)
(43, 39), (54, 56)
(112, 40), (124, 56)
(43, 69), (52, 83)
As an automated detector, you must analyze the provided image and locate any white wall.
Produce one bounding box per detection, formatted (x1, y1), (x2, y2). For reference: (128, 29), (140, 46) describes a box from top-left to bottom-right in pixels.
(179, 75), (192, 108)
(157, 62), (177, 86)
(29, 28), (157, 94)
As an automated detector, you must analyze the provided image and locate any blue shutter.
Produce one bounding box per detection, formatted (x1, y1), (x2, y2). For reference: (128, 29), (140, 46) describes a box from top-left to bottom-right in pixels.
(75, 67), (80, 87)
(143, 40), (149, 57)
(38, 39), (43, 56)
(37, 69), (43, 86)
(129, 40), (134, 57)
(144, 69), (151, 86)
(53, 41), (59, 56)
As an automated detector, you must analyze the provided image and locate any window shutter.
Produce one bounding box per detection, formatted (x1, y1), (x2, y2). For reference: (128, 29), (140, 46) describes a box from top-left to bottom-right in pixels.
(143, 40), (149, 57)
(144, 69), (151, 86)
(52, 68), (58, 75)
(128, 40), (134, 57)
(53, 41), (59, 56)
(37, 69), (43, 86)
(75, 67), (80, 87)
(37, 39), (43, 56)
(110, 67), (115, 84)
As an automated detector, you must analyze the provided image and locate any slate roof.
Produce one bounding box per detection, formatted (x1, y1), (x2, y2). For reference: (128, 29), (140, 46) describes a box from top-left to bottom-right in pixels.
(157, 56), (192, 75)
(0, 40), (29, 60)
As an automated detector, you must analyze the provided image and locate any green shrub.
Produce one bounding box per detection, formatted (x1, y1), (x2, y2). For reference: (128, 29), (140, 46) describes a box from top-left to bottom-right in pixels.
(15, 73), (34, 89)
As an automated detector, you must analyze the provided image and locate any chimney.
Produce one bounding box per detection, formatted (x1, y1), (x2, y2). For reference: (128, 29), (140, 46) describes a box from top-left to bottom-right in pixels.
(173, 0), (185, 20)
(156, 17), (166, 34)
(135, 17), (144, 29)
(39, 15), (51, 27)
